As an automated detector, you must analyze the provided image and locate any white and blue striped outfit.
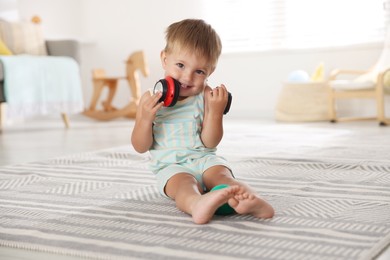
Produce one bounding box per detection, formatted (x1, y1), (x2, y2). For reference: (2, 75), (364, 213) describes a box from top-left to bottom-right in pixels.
(149, 92), (231, 196)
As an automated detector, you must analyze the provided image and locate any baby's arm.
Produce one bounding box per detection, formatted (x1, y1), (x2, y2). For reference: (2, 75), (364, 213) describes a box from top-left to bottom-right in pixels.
(201, 85), (229, 148)
(131, 91), (163, 153)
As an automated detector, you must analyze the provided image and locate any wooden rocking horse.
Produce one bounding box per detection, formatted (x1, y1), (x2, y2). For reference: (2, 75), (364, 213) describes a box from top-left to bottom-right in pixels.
(83, 50), (149, 120)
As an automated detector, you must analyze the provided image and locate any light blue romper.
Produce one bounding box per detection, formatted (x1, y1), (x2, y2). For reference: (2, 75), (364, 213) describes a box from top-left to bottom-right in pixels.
(149, 92), (231, 197)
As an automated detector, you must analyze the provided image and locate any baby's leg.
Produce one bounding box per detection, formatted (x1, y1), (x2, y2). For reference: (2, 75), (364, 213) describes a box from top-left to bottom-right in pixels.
(165, 172), (239, 224)
(191, 185), (239, 224)
(228, 186), (274, 219)
(203, 166), (274, 219)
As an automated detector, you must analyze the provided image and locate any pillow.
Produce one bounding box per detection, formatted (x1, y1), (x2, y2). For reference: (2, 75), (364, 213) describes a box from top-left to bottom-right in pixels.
(0, 20), (47, 55)
(0, 38), (12, 55)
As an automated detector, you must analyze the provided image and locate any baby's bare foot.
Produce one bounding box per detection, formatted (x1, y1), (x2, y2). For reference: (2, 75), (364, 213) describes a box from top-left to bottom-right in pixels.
(191, 185), (239, 224)
(228, 187), (274, 219)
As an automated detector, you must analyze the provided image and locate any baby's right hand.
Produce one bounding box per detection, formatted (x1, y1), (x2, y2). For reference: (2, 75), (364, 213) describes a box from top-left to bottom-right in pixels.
(138, 90), (164, 122)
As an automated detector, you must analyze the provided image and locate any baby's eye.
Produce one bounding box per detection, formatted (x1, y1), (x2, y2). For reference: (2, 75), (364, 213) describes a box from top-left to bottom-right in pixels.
(176, 63), (184, 69)
(195, 70), (206, 75)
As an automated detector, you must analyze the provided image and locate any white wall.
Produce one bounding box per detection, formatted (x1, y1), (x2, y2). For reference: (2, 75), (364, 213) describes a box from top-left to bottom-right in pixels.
(16, 0), (388, 120)
(18, 0), (83, 38)
(77, 0), (205, 113)
(0, 0), (20, 21)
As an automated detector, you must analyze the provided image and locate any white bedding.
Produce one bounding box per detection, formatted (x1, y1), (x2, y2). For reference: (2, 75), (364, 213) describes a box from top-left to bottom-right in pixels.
(0, 55), (83, 118)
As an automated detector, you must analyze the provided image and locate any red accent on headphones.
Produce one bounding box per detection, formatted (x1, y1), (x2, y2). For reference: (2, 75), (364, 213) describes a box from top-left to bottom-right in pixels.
(164, 76), (178, 107)
(153, 76), (232, 114)
(153, 76), (181, 107)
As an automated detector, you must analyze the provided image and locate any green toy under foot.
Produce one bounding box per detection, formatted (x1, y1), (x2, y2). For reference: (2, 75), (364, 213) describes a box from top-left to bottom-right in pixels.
(210, 184), (236, 216)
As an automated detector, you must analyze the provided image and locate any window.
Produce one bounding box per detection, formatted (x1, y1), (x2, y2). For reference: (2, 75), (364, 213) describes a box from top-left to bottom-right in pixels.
(201, 0), (387, 53)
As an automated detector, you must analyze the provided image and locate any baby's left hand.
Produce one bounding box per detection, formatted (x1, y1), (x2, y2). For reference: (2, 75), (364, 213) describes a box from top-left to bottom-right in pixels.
(205, 84), (229, 115)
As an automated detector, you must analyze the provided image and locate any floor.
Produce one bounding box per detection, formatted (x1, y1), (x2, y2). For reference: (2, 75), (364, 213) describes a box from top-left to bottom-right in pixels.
(0, 114), (135, 166)
(2, 114), (390, 166)
(0, 115), (389, 259)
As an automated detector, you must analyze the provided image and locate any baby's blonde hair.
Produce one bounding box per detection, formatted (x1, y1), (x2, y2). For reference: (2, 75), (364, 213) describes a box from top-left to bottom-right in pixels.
(164, 19), (222, 70)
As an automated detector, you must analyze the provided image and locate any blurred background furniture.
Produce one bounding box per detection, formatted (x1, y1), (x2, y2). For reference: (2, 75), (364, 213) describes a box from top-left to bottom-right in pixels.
(328, 25), (390, 126)
(0, 18), (83, 132)
(275, 82), (330, 122)
(83, 50), (149, 121)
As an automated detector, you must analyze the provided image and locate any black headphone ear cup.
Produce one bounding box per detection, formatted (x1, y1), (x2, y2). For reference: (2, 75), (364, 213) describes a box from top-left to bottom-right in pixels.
(224, 92), (232, 114)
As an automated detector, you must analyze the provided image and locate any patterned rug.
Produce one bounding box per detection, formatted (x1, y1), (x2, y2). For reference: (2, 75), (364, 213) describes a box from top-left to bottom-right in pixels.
(0, 142), (389, 260)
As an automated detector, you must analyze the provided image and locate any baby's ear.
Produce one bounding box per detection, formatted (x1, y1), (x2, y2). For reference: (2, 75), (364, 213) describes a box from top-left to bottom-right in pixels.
(160, 50), (167, 68)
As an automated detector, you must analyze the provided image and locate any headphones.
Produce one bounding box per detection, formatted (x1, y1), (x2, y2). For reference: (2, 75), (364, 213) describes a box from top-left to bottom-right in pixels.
(153, 76), (232, 114)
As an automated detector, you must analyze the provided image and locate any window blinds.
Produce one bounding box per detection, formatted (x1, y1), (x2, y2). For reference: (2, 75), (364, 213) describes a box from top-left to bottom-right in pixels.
(201, 0), (387, 52)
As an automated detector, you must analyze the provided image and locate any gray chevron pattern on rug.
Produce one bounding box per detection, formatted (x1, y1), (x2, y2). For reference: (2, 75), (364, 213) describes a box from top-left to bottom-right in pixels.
(0, 146), (389, 260)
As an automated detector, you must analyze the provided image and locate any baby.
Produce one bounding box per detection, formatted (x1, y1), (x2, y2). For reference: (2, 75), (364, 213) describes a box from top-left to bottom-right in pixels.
(131, 19), (274, 224)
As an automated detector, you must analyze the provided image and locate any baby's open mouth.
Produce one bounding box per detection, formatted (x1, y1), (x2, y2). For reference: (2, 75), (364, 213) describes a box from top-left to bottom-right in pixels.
(180, 84), (191, 89)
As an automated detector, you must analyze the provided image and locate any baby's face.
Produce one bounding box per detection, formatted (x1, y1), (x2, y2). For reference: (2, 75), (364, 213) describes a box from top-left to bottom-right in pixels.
(161, 48), (213, 100)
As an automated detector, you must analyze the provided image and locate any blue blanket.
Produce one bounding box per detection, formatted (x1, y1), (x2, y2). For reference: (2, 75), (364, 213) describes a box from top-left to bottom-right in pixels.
(0, 55), (83, 117)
